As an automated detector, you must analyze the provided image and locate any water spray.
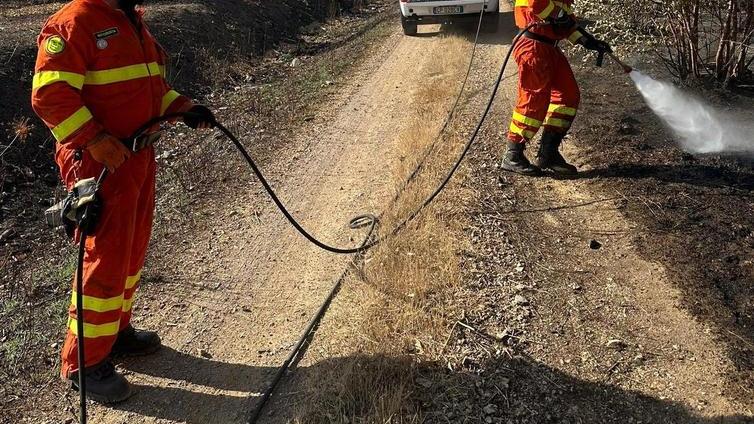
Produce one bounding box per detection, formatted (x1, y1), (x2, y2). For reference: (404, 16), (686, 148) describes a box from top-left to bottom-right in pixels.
(604, 49), (752, 154)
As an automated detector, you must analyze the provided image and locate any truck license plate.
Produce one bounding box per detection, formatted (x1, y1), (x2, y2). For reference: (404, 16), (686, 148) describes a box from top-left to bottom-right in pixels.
(433, 6), (463, 14)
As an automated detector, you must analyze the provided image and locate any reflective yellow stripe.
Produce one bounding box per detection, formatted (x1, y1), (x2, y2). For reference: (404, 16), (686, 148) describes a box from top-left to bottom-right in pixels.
(122, 296), (135, 313)
(516, 0), (569, 15)
(548, 104), (577, 116)
(568, 29), (584, 44)
(51, 106), (93, 141)
(125, 271), (142, 290)
(160, 90), (181, 115)
(68, 317), (121, 338)
(71, 292), (123, 313)
(510, 122), (536, 140)
(544, 116), (571, 128)
(536, 1), (555, 19)
(512, 111), (542, 128)
(84, 62), (161, 85)
(32, 71), (85, 91)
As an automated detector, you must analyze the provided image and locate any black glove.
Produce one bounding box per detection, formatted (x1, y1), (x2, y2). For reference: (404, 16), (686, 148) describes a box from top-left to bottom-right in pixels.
(580, 31), (612, 53)
(548, 9), (576, 36)
(183, 105), (216, 129)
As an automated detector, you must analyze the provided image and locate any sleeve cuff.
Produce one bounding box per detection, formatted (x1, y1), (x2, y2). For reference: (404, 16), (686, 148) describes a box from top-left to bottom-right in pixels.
(63, 119), (103, 149)
(568, 29), (584, 44)
(162, 92), (193, 116)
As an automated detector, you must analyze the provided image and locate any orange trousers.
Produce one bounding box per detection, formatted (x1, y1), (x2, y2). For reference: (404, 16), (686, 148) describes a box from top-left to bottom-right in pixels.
(507, 38), (581, 143)
(57, 143), (155, 378)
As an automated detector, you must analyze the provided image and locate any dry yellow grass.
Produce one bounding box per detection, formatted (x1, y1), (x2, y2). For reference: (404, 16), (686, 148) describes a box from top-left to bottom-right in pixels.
(293, 35), (473, 423)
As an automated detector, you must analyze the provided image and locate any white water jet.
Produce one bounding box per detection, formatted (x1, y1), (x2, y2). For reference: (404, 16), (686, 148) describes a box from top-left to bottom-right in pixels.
(629, 70), (753, 154)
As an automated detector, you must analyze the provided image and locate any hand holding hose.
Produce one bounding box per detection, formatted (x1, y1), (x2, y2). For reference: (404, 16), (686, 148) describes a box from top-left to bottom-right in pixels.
(183, 104), (216, 129)
(576, 29), (612, 67)
(87, 133), (132, 172)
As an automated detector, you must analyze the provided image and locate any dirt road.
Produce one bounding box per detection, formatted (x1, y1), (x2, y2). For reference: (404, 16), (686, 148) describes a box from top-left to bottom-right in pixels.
(78, 18), (468, 424)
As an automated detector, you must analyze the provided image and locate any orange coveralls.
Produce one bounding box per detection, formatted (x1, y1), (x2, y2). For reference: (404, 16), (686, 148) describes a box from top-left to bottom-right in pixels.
(31, 0), (192, 377)
(508, 0), (585, 143)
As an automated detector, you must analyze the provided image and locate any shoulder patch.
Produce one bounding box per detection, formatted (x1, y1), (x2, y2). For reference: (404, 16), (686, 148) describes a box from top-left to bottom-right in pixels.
(44, 35), (66, 55)
(95, 27), (119, 40)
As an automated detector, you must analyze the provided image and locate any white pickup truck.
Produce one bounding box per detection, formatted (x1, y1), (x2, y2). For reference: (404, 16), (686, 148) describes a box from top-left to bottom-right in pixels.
(399, 0), (500, 35)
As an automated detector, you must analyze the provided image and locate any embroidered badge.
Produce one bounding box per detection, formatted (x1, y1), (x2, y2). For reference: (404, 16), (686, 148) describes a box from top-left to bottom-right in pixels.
(44, 35), (66, 55)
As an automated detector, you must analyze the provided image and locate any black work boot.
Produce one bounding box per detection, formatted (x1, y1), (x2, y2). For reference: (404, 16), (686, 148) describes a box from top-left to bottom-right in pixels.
(68, 360), (133, 404)
(111, 325), (161, 357)
(500, 140), (541, 176)
(535, 132), (578, 175)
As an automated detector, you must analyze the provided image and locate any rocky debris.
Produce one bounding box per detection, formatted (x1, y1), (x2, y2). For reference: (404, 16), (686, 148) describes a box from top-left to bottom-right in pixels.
(198, 348), (213, 359)
(589, 239), (602, 250)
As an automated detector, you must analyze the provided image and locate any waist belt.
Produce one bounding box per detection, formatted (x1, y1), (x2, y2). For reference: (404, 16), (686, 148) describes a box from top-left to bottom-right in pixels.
(521, 30), (558, 46)
(127, 131), (162, 152)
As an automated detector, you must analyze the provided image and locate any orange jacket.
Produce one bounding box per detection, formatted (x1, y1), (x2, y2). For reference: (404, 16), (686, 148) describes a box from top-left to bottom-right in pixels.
(514, 0), (585, 43)
(31, 0), (192, 150)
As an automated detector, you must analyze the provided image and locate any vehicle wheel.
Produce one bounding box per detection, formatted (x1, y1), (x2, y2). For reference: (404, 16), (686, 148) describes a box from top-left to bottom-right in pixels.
(401, 16), (418, 36)
(481, 13), (499, 33)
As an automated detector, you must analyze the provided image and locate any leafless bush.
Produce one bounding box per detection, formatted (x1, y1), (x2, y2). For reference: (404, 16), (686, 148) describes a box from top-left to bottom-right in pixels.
(657, 0), (753, 86)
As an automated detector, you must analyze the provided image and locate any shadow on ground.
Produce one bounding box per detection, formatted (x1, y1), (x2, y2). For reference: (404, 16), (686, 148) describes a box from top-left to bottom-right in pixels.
(104, 347), (752, 423)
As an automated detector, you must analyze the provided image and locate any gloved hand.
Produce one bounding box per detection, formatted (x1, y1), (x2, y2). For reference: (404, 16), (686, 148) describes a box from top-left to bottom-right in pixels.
(579, 32), (612, 53)
(183, 104), (216, 129)
(548, 9), (575, 35)
(87, 133), (132, 173)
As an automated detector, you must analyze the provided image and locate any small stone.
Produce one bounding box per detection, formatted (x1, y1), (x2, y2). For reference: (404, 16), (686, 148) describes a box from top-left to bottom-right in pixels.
(290, 58), (301, 67)
(512, 295), (529, 306)
(632, 353), (645, 365)
(589, 239), (602, 250)
(606, 339), (626, 350)
(198, 348), (212, 359)
(483, 404), (498, 415)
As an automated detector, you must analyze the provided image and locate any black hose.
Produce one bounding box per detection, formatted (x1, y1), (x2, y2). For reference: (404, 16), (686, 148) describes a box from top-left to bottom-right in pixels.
(74, 168), (107, 424)
(75, 233), (86, 424)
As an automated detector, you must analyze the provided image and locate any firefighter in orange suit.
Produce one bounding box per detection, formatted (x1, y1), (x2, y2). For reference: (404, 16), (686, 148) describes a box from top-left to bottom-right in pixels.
(501, 0), (611, 175)
(32, 0), (214, 403)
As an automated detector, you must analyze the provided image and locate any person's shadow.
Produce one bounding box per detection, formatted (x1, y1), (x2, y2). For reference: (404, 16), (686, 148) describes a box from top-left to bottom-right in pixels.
(576, 161), (754, 193)
(102, 346), (752, 423)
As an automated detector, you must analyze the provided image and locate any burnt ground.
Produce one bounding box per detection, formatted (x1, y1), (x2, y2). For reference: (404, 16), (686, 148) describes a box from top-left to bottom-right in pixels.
(0, 1), (391, 421)
(574, 66), (754, 399)
(415, 45), (754, 422)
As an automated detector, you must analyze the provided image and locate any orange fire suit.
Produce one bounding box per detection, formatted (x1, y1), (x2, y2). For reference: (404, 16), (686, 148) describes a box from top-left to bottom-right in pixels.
(31, 0), (192, 378)
(508, 0), (586, 143)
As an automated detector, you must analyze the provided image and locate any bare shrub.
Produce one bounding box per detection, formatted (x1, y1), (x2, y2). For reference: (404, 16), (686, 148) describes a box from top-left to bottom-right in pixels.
(656, 0), (753, 85)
